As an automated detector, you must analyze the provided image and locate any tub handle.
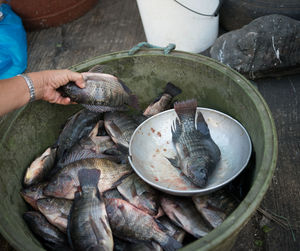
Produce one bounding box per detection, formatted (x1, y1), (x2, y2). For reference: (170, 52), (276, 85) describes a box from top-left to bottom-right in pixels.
(174, 0), (223, 17)
(128, 42), (176, 55)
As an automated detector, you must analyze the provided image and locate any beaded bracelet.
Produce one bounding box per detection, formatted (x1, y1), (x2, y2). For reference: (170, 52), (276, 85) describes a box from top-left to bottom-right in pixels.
(17, 74), (36, 102)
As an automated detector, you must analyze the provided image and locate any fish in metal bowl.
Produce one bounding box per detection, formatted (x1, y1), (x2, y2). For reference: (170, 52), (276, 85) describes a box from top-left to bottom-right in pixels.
(128, 99), (252, 196)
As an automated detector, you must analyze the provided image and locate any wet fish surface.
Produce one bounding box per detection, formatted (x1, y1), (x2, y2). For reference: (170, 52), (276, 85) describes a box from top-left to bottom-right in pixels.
(37, 198), (72, 233)
(105, 198), (182, 251)
(68, 169), (113, 251)
(169, 99), (221, 187)
(116, 173), (159, 216)
(160, 195), (211, 238)
(20, 182), (48, 210)
(127, 216), (186, 251)
(44, 158), (133, 199)
(103, 188), (124, 200)
(58, 72), (139, 113)
(24, 147), (56, 186)
(192, 189), (239, 228)
(55, 109), (102, 164)
(56, 133), (124, 169)
(23, 211), (70, 251)
(104, 111), (139, 151)
(143, 82), (182, 117)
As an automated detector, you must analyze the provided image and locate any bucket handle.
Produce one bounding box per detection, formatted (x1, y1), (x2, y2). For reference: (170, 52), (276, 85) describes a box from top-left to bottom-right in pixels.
(128, 42), (176, 55)
(174, 0), (223, 17)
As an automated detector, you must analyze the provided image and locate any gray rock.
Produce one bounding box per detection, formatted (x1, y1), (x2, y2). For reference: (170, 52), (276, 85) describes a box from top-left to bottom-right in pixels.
(210, 15), (300, 79)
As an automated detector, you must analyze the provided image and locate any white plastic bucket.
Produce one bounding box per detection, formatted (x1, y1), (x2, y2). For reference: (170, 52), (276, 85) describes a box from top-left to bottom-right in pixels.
(136, 0), (220, 53)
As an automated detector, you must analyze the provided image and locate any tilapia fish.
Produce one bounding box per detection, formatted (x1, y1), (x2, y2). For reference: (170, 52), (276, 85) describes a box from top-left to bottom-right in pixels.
(104, 111), (139, 151)
(143, 82), (182, 117)
(169, 99), (221, 187)
(37, 198), (72, 233)
(105, 198), (182, 251)
(55, 108), (102, 164)
(103, 188), (124, 200)
(20, 182), (48, 210)
(44, 158), (133, 199)
(192, 189), (239, 228)
(160, 195), (211, 238)
(24, 147), (56, 186)
(58, 72), (139, 113)
(23, 211), (70, 251)
(56, 121), (124, 169)
(127, 216), (186, 251)
(117, 173), (160, 216)
(68, 169), (113, 251)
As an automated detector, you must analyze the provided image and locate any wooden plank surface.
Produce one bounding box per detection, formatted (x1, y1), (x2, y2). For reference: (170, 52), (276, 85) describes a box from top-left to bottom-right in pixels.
(1, 0), (299, 250)
(26, 0), (146, 71)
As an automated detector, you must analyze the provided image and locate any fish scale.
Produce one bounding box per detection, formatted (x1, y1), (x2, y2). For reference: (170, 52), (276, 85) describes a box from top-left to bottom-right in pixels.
(68, 169), (113, 251)
(179, 132), (209, 157)
(171, 99), (221, 187)
(105, 198), (182, 251)
(43, 158), (133, 199)
(58, 72), (138, 112)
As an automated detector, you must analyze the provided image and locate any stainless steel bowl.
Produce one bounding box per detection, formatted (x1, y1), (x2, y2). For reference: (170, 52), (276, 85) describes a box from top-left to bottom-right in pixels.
(128, 108), (252, 196)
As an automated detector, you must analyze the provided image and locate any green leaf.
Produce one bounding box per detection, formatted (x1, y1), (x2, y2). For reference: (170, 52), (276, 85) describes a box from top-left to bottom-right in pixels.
(254, 240), (263, 247)
(262, 225), (272, 233)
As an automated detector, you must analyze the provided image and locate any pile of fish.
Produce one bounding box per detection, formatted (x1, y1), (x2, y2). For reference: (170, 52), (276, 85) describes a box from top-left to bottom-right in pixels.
(21, 67), (239, 251)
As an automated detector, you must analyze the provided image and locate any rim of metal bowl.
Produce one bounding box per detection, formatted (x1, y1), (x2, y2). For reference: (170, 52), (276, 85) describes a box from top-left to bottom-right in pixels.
(128, 107), (252, 196)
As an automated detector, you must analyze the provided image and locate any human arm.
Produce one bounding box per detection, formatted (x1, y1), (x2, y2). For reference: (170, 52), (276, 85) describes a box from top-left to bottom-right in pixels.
(0, 69), (85, 116)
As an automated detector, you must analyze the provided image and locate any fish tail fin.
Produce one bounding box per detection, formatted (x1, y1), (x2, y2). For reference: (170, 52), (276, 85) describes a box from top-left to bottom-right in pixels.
(128, 94), (140, 110)
(164, 82), (182, 98)
(174, 99), (197, 121)
(78, 169), (100, 188)
(160, 236), (182, 251)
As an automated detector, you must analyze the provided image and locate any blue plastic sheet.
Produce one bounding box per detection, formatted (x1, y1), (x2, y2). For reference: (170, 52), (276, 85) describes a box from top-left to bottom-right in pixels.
(0, 4), (27, 79)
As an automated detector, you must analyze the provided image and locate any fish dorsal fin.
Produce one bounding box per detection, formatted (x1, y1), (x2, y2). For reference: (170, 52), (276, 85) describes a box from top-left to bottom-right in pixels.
(196, 111), (210, 136)
(88, 64), (106, 73)
(171, 118), (181, 141)
(119, 79), (132, 94)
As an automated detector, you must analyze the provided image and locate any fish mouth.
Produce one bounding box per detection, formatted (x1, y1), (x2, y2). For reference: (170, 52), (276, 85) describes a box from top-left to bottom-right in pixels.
(20, 191), (38, 209)
(189, 167), (208, 188)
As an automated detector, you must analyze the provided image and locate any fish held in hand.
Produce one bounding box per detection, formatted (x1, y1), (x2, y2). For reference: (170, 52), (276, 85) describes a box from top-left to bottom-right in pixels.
(169, 99), (221, 188)
(143, 82), (182, 117)
(58, 72), (139, 113)
(24, 147), (56, 186)
(44, 158), (133, 199)
(105, 198), (182, 251)
(68, 169), (113, 251)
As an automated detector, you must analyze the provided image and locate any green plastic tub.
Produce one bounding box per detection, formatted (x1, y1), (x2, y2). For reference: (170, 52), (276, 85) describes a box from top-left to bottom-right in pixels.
(0, 49), (277, 250)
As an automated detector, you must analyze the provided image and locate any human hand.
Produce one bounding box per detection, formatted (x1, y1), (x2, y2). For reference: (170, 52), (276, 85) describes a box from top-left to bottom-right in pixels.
(28, 69), (85, 105)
